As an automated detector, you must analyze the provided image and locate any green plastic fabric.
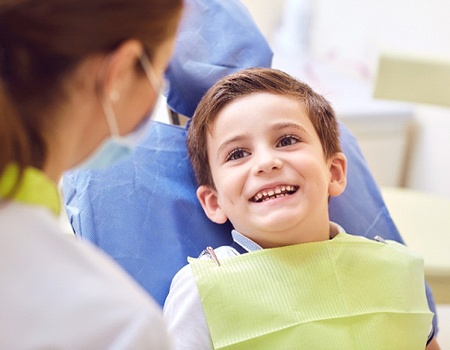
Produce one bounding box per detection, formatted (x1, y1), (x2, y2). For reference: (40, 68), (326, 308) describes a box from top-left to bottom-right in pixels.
(189, 232), (433, 349)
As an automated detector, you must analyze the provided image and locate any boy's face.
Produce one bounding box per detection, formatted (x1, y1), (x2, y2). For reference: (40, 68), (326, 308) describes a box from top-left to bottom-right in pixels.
(197, 92), (347, 248)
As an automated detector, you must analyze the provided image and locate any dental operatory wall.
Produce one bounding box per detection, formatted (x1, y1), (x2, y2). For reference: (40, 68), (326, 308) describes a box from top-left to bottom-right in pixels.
(242, 0), (450, 198)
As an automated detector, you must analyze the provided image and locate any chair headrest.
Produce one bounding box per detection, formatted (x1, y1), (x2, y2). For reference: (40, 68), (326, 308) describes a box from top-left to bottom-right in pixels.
(165, 0), (273, 118)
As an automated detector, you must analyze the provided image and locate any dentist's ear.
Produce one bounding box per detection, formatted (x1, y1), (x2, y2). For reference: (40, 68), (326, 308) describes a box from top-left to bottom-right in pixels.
(328, 152), (347, 197)
(196, 185), (228, 224)
(97, 39), (144, 101)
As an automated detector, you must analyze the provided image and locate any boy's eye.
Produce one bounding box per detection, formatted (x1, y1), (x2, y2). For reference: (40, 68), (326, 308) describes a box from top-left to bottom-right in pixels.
(277, 134), (300, 147)
(226, 148), (250, 161)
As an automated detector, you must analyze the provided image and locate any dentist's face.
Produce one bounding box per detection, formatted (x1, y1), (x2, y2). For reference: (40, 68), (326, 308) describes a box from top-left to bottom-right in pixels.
(201, 92), (344, 248)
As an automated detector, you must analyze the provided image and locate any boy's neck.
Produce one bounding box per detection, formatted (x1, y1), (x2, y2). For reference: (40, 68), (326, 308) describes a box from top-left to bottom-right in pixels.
(232, 222), (344, 252)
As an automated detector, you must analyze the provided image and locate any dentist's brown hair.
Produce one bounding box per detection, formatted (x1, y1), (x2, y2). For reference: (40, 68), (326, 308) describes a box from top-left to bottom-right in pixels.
(0, 0), (182, 193)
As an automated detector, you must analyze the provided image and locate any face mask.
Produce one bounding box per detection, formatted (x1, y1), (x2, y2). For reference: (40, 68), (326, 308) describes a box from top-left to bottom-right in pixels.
(76, 52), (161, 170)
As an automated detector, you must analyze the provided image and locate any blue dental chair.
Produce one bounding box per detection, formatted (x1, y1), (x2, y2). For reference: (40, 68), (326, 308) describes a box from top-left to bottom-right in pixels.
(62, 0), (437, 334)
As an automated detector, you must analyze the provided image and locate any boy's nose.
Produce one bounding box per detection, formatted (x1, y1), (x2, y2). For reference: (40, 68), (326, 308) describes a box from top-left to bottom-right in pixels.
(253, 149), (283, 174)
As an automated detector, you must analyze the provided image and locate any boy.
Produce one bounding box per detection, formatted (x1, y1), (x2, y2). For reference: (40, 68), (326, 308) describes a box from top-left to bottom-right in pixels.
(163, 68), (434, 349)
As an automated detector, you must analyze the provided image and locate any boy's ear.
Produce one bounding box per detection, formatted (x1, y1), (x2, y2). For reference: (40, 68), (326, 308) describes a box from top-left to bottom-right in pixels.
(328, 152), (347, 197)
(196, 185), (228, 224)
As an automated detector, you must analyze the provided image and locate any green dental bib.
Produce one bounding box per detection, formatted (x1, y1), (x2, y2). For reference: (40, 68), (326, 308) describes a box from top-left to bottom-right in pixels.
(189, 232), (432, 349)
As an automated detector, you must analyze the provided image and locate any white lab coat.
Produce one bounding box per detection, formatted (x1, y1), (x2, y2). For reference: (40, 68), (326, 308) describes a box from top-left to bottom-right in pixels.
(0, 201), (171, 349)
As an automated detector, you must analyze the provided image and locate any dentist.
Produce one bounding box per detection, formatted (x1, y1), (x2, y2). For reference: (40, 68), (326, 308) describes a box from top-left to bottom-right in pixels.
(0, 0), (182, 348)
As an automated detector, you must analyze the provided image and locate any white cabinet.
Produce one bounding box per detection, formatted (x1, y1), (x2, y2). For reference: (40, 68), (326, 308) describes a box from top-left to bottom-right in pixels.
(339, 110), (413, 187)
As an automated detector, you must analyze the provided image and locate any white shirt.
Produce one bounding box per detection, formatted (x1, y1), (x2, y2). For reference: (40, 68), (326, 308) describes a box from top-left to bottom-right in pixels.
(163, 245), (236, 350)
(0, 199), (171, 349)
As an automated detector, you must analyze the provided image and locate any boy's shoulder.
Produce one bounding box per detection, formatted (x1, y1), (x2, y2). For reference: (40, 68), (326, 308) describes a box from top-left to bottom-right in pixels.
(171, 245), (239, 284)
(199, 245), (241, 260)
(336, 232), (424, 267)
(338, 231), (415, 251)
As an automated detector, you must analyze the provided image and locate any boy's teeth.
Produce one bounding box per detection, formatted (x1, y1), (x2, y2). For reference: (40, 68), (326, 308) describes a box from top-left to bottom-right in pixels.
(252, 185), (299, 202)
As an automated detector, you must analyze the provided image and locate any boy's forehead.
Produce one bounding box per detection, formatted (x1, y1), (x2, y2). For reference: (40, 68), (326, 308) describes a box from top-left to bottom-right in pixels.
(207, 94), (312, 141)
(210, 92), (308, 123)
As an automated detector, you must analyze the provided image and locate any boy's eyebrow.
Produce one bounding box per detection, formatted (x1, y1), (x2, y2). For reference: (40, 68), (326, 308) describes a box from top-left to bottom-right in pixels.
(272, 121), (308, 133)
(216, 134), (248, 157)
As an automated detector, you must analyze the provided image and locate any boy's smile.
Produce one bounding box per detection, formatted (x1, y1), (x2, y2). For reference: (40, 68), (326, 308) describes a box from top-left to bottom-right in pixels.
(250, 184), (299, 203)
(197, 92), (347, 248)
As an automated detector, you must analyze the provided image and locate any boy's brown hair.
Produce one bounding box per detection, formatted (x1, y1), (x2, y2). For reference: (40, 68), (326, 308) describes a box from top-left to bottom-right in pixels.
(187, 67), (341, 189)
